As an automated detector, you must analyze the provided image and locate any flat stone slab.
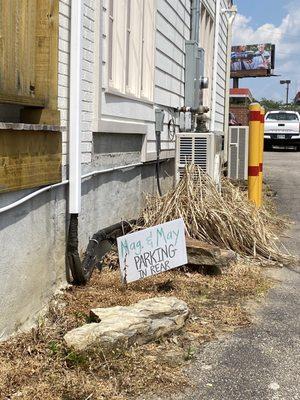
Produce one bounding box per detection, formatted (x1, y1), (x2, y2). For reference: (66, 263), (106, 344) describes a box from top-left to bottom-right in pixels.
(186, 237), (237, 267)
(64, 297), (189, 351)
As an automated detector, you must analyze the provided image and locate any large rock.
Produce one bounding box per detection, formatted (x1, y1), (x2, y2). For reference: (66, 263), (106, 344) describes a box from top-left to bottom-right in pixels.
(64, 297), (189, 351)
(186, 237), (237, 267)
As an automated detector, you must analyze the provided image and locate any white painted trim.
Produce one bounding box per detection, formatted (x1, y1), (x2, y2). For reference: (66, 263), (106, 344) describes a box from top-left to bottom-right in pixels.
(93, 0), (103, 131)
(97, 120), (148, 134)
(230, 94), (252, 99)
(104, 88), (154, 105)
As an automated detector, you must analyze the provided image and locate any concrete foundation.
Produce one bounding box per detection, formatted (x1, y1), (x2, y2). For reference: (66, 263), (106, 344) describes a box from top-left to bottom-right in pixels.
(0, 154), (174, 340)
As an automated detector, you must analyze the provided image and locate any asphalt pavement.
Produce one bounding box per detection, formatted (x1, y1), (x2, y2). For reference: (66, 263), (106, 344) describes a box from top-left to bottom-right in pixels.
(144, 150), (300, 400)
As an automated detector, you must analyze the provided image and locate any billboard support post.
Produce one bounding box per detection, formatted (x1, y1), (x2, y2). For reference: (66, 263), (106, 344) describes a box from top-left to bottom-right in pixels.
(233, 78), (239, 88)
(280, 80), (291, 105)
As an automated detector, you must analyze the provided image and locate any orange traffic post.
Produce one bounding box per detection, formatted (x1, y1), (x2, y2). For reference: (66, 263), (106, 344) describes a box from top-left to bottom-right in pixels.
(248, 103), (261, 207)
(258, 106), (265, 207)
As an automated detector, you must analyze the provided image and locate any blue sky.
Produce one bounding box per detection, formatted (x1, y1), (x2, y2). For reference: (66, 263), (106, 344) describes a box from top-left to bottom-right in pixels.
(232, 0), (300, 101)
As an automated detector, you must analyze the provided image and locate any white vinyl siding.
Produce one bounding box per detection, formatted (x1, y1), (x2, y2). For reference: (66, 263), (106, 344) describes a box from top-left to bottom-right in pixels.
(154, 0), (190, 108)
(200, 0), (231, 132)
(213, 0), (231, 132)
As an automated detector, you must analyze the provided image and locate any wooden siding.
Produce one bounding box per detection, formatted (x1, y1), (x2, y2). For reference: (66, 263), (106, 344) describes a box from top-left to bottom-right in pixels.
(0, 0), (59, 115)
(0, 128), (61, 193)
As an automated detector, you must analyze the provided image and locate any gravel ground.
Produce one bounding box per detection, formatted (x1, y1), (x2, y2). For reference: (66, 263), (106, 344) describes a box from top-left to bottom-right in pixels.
(139, 150), (300, 400)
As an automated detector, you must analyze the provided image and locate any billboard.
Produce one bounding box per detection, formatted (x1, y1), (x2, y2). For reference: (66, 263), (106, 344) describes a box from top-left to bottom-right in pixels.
(231, 43), (275, 78)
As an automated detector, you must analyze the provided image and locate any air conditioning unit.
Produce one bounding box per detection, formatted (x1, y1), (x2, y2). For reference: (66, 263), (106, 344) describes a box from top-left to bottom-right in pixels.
(228, 126), (249, 180)
(175, 132), (223, 184)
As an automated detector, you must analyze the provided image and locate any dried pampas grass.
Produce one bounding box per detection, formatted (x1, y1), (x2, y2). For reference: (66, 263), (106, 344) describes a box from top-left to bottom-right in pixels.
(141, 165), (293, 264)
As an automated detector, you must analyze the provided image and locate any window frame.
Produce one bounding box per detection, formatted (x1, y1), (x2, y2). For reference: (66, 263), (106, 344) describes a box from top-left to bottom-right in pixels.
(107, 0), (155, 102)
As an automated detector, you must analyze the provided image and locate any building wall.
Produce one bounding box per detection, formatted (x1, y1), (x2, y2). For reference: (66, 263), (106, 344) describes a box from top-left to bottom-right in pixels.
(230, 105), (250, 126)
(98, 0), (192, 162)
(0, 0), (233, 340)
(0, 188), (67, 340)
(202, 0), (231, 133)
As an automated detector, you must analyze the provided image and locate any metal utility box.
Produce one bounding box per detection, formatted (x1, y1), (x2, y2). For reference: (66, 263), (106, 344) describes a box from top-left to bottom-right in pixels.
(185, 41), (207, 109)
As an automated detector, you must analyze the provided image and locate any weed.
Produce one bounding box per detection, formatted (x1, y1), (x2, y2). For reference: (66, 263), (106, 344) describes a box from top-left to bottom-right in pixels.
(65, 351), (87, 367)
(48, 340), (60, 356)
(73, 311), (93, 324)
(184, 345), (196, 361)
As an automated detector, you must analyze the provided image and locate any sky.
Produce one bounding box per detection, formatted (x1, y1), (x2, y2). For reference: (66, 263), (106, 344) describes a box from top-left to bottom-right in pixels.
(232, 0), (300, 101)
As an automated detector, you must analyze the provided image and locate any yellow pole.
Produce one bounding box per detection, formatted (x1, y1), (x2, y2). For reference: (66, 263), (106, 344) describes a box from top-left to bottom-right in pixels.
(248, 103), (261, 207)
(258, 107), (265, 206)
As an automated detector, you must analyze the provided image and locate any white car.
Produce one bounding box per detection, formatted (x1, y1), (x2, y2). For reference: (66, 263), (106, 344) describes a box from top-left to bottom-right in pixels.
(264, 110), (300, 150)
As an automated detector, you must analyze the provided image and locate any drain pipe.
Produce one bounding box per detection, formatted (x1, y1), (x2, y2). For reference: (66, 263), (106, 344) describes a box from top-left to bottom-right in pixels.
(210, 0), (221, 132)
(223, 6), (237, 162)
(67, 0), (83, 284)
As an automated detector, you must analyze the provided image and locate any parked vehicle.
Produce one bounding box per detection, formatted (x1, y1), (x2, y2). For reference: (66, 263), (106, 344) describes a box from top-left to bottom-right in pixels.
(264, 110), (300, 150)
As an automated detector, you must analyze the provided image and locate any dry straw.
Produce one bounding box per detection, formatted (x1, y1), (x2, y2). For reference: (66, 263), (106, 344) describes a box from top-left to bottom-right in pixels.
(141, 165), (293, 264)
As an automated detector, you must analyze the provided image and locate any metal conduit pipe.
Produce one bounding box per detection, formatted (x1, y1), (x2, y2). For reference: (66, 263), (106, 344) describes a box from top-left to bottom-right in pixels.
(191, 0), (201, 43)
(223, 6), (237, 162)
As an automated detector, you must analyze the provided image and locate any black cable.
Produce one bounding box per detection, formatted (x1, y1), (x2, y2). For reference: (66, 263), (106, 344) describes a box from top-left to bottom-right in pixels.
(155, 130), (163, 196)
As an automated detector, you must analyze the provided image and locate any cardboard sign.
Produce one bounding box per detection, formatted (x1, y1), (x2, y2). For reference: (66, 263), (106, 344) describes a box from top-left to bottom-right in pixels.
(117, 219), (187, 283)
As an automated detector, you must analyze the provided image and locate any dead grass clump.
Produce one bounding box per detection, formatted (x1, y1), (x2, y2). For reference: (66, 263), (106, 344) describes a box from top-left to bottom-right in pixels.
(141, 165), (293, 264)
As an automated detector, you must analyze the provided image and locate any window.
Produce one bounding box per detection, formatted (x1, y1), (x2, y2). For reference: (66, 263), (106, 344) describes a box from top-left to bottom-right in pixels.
(266, 112), (299, 121)
(199, 6), (215, 109)
(108, 0), (155, 101)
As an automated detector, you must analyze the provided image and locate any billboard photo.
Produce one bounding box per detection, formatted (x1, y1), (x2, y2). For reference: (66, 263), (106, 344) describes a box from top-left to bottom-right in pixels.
(231, 43), (275, 78)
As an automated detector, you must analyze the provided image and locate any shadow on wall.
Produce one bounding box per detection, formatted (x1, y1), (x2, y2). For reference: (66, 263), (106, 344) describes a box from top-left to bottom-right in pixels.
(93, 132), (143, 154)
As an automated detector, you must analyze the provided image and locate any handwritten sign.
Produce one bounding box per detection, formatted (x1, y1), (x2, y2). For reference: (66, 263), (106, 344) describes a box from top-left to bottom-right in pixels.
(117, 219), (187, 283)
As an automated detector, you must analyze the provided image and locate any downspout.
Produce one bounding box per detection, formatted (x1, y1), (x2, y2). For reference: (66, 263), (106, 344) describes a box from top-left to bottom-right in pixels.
(223, 6), (237, 162)
(191, 0), (201, 43)
(69, 0), (82, 214)
(67, 0), (83, 284)
(210, 0), (221, 132)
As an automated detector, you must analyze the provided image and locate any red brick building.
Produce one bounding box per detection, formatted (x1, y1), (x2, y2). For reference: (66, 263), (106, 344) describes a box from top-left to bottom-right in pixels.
(229, 88), (253, 126)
